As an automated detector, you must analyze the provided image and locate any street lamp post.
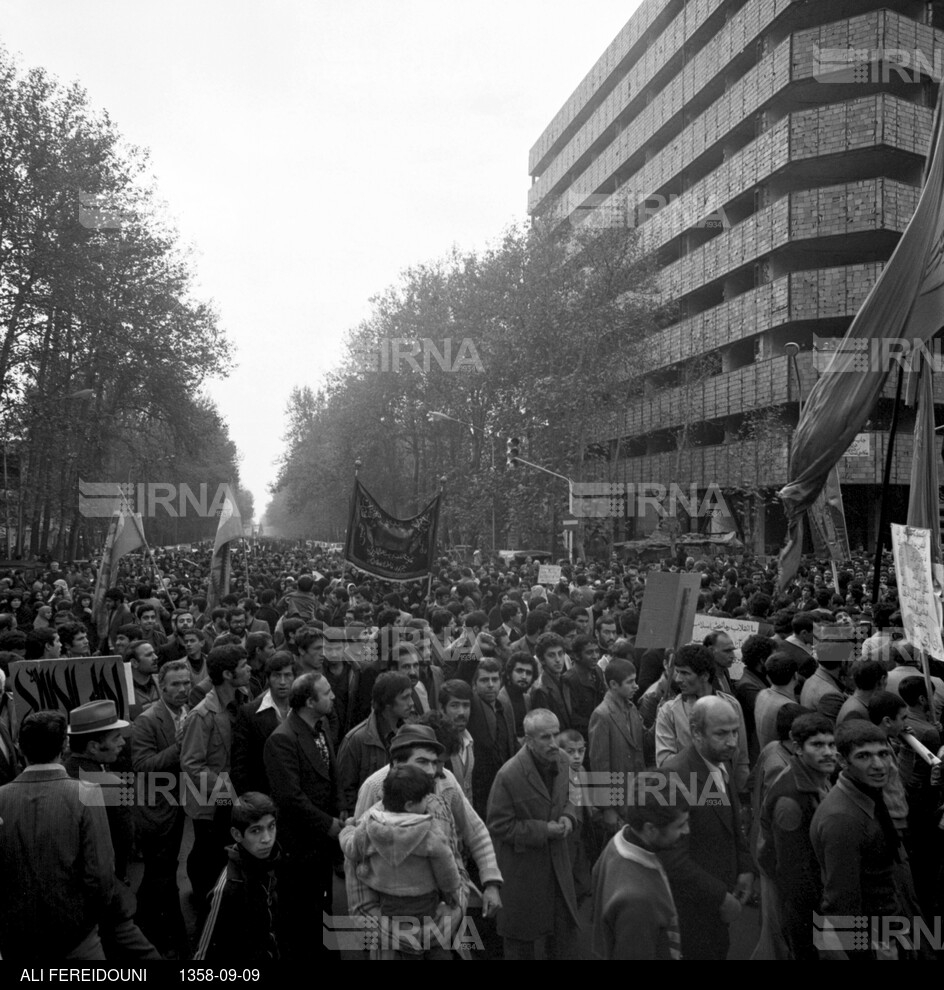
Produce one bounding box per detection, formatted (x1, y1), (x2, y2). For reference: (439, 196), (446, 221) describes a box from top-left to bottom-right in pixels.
(511, 454), (576, 561)
(428, 411), (496, 551)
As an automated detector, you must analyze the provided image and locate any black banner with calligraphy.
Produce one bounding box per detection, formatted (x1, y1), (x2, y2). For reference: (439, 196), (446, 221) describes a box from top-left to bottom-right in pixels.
(344, 479), (440, 582)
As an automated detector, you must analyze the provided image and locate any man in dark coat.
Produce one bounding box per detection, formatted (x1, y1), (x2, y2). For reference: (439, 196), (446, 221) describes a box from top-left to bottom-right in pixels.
(486, 708), (580, 959)
(759, 713), (836, 960)
(132, 658), (191, 955)
(660, 696), (754, 960)
(231, 652), (293, 795)
(809, 720), (905, 957)
(468, 658), (517, 817)
(0, 711), (116, 960)
(264, 672), (343, 959)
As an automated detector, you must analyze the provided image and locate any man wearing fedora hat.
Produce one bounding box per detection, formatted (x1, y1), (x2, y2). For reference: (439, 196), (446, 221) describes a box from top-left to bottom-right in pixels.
(64, 699), (133, 884)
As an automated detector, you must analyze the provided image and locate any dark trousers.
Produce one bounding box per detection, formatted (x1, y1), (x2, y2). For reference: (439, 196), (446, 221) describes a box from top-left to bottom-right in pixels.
(136, 813), (187, 952)
(278, 848), (335, 960)
(187, 812), (231, 915)
(502, 890), (578, 960)
(781, 895), (820, 961)
(678, 906), (729, 961)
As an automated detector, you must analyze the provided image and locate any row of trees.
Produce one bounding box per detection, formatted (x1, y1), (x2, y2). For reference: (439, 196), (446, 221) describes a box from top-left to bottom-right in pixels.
(265, 219), (670, 552)
(0, 46), (251, 559)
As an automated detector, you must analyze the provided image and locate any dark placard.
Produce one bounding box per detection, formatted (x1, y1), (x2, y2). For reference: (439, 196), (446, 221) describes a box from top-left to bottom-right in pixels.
(9, 655), (133, 732)
(635, 572), (703, 651)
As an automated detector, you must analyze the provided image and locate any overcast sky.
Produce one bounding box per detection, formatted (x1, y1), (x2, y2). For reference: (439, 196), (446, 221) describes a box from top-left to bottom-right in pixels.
(1, 0), (643, 518)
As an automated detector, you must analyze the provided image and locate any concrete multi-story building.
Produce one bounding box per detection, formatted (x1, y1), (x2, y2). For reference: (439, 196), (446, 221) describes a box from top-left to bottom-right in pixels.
(529, 0), (944, 554)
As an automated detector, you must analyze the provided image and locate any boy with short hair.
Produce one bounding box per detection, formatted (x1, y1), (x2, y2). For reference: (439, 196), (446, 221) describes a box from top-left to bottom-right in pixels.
(559, 728), (594, 901)
(195, 792), (280, 963)
(341, 763), (461, 958)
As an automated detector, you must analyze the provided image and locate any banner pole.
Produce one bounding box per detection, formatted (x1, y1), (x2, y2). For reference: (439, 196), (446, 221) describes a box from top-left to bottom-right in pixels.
(873, 364), (905, 604)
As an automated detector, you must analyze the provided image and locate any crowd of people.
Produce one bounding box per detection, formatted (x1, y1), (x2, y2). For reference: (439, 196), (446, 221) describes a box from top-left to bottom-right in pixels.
(0, 540), (942, 962)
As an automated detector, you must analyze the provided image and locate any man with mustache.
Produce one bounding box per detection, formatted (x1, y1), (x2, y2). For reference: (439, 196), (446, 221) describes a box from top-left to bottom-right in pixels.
(439, 679), (474, 802)
(758, 713), (837, 960)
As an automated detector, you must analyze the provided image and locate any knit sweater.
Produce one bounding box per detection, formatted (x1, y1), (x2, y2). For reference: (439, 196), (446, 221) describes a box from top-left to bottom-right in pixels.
(591, 829), (681, 960)
(341, 808), (461, 899)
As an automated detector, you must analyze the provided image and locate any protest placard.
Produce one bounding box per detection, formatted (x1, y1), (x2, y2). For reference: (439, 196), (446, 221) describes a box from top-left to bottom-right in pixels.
(636, 572), (702, 650)
(691, 615), (758, 648)
(9, 655), (134, 732)
(890, 524), (944, 658)
(537, 564), (562, 587)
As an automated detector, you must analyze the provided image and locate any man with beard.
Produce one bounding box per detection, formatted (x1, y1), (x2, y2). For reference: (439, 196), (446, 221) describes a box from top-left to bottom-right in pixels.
(347, 722), (503, 958)
(563, 635), (606, 739)
(158, 609), (207, 668)
(499, 652), (536, 746)
(659, 696), (753, 961)
(595, 613), (619, 666)
(390, 640), (442, 716)
(591, 771), (688, 959)
(759, 714), (836, 960)
(439, 679), (474, 801)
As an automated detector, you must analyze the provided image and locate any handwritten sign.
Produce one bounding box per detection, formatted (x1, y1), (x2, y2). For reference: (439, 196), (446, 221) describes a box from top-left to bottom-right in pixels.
(9, 656), (134, 733)
(843, 434), (871, 458)
(890, 524), (944, 658)
(691, 615), (759, 655)
(636, 573), (702, 650)
(537, 564), (562, 587)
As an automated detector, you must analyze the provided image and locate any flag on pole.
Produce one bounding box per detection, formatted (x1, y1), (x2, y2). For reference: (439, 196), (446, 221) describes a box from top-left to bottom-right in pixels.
(906, 356), (942, 568)
(91, 502), (147, 645)
(207, 486), (244, 611)
(806, 466), (851, 564)
(778, 86), (944, 587)
(344, 479), (441, 582)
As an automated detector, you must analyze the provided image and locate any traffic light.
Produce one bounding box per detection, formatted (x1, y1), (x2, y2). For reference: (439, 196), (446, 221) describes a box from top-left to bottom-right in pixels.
(506, 437), (520, 468)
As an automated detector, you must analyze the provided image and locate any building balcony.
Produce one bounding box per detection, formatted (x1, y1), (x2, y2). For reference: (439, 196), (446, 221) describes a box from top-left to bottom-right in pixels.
(529, 0), (678, 174)
(634, 93), (931, 258)
(602, 348), (944, 441)
(537, 9), (944, 222)
(530, 0), (731, 188)
(655, 177), (918, 302)
(583, 431), (920, 490)
(617, 262), (883, 375)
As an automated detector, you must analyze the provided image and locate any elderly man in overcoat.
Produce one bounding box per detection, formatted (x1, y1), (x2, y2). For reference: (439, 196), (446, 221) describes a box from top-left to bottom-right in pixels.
(486, 707), (580, 959)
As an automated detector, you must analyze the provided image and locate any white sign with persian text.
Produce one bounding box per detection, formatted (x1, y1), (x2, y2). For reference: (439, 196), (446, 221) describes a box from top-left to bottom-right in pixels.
(843, 434), (871, 458)
(537, 564), (562, 587)
(890, 524), (944, 658)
